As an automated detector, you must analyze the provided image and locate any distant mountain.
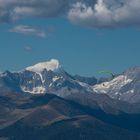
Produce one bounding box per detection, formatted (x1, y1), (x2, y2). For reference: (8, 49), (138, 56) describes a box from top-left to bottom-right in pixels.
(1, 60), (140, 139)
(74, 75), (97, 85)
(0, 59), (140, 109)
(92, 67), (140, 103)
(0, 59), (96, 97)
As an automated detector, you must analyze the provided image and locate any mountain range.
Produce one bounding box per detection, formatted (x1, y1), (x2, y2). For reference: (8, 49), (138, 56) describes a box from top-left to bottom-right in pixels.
(0, 59), (140, 140)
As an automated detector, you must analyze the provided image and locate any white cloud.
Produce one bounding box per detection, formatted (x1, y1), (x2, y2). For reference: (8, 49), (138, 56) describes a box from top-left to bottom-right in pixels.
(0, 0), (140, 28)
(24, 46), (32, 51)
(68, 0), (140, 28)
(9, 25), (46, 38)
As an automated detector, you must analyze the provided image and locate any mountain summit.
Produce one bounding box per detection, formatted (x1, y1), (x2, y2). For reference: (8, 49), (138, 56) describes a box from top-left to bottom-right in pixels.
(0, 59), (140, 104)
(0, 59), (96, 96)
(26, 59), (61, 73)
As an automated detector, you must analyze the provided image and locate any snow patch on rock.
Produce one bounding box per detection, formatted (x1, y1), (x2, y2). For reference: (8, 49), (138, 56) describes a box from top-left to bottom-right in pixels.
(26, 59), (60, 74)
(21, 86), (46, 94)
(92, 75), (133, 94)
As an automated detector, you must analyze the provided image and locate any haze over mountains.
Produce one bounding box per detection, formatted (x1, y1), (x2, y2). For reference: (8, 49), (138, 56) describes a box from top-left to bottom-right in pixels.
(0, 59), (140, 140)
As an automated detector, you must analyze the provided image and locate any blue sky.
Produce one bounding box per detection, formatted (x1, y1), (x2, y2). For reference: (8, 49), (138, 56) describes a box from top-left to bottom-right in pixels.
(0, 0), (140, 77)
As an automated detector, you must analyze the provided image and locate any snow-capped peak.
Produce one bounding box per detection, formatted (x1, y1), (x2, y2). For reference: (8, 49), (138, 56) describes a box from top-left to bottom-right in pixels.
(92, 75), (133, 94)
(26, 59), (61, 74)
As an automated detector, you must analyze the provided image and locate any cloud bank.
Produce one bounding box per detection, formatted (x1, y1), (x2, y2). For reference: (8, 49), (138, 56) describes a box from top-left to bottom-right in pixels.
(1, 0), (140, 28)
(68, 0), (140, 28)
(10, 25), (46, 37)
(0, 0), (72, 22)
